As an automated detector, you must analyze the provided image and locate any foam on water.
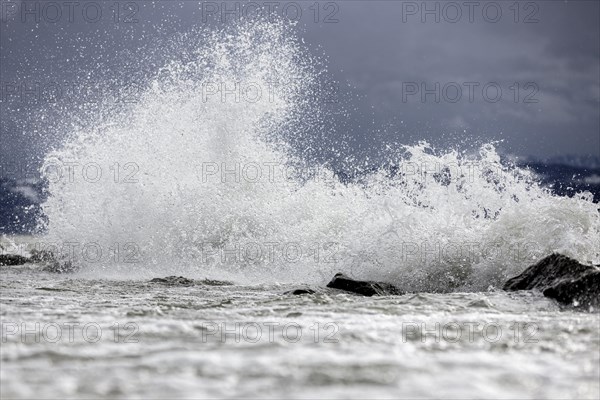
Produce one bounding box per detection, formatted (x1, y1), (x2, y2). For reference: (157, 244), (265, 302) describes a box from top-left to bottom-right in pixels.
(39, 20), (600, 291)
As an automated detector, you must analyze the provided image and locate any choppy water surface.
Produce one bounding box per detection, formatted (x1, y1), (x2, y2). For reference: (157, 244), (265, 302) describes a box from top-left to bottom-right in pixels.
(3, 17), (599, 400)
(1, 266), (598, 399)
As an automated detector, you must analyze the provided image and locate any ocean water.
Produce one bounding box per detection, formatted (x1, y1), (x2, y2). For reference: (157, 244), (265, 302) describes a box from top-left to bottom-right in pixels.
(1, 19), (599, 399)
(1, 265), (599, 399)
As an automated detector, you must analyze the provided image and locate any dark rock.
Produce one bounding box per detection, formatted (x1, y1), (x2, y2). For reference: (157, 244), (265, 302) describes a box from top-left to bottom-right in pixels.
(35, 287), (76, 292)
(285, 288), (316, 295)
(33, 250), (77, 273)
(0, 254), (30, 266)
(198, 278), (234, 286)
(327, 273), (403, 296)
(0, 250), (76, 273)
(41, 260), (77, 273)
(503, 253), (600, 308)
(30, 250), (56, 263)
(149, 276), (195, 286)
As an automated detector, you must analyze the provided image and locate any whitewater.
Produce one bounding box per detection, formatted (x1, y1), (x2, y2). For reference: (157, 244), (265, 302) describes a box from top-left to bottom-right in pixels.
(37, 20), (599, 289)
(1, 19), (599, 399)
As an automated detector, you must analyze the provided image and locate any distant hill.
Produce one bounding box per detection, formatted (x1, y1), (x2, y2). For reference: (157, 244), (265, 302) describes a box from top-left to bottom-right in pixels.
(0, 177), (47, 235)
(517, 155), (600, 202)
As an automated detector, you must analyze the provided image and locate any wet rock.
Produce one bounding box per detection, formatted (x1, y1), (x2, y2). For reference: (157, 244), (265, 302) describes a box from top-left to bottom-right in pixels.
(0, 254), (30, 266)
(198, 278), (234, 286)
(149, 276), (195, 286)
(42, 260), (77, 273)
(503, 254), (600, 308)
(0, 249), (76, 273)
(327, 273), (403, 296)
(30, 250), (56, 263)
(285, 288), (316, 295)
(38, 253), (78, 273)
(35, 287), (77, 292)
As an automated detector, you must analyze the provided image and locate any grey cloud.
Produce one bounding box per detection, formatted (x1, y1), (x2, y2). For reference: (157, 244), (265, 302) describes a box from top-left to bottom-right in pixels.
(1, 0), (598, 176)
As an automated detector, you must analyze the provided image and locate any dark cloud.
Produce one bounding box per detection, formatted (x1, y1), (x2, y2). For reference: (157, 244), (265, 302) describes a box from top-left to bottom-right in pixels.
(1, 0), (598, 176)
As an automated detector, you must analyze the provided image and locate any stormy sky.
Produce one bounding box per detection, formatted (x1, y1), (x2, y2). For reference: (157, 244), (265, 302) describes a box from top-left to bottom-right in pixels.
(1, 0), (599, 178)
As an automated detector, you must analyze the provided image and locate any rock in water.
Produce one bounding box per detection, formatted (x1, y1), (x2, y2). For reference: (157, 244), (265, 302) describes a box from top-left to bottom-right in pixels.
(0, 250), (76, 273)
(198, 278), (233, 286)
(42, 260), (76, 274)
(149, 276), (195, 286)
(503, 254), (600, 308)
(327, 273), (403, 296)
(0, 254), (30, 266)
(30, 250), (56, 263)
(285, 288), (316, 295)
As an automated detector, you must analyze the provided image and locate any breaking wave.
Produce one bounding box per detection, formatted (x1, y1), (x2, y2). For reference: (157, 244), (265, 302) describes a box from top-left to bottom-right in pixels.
(39, 19), (600, 291)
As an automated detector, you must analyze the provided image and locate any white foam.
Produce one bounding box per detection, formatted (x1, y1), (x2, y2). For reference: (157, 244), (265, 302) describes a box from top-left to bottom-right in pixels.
(39, 20), (600, 291)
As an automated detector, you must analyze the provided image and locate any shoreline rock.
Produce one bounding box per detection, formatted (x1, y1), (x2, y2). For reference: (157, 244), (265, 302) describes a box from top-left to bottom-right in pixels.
(503, 253), (599, 308)
(326, 273), (404, 296)
(149, 276), (195, 286)
(0, 250), (75, 273)
(0, 254), (30, 266)
(285, 288), (316, 295)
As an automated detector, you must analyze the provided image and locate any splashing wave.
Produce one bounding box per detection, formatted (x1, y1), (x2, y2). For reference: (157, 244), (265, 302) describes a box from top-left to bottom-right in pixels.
(39, 20), (600, 291)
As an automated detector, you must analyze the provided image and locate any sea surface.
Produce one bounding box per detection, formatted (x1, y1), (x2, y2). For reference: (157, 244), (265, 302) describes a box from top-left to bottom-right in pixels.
(1, 263), (599, 399)
(1, 19), (599, 399)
